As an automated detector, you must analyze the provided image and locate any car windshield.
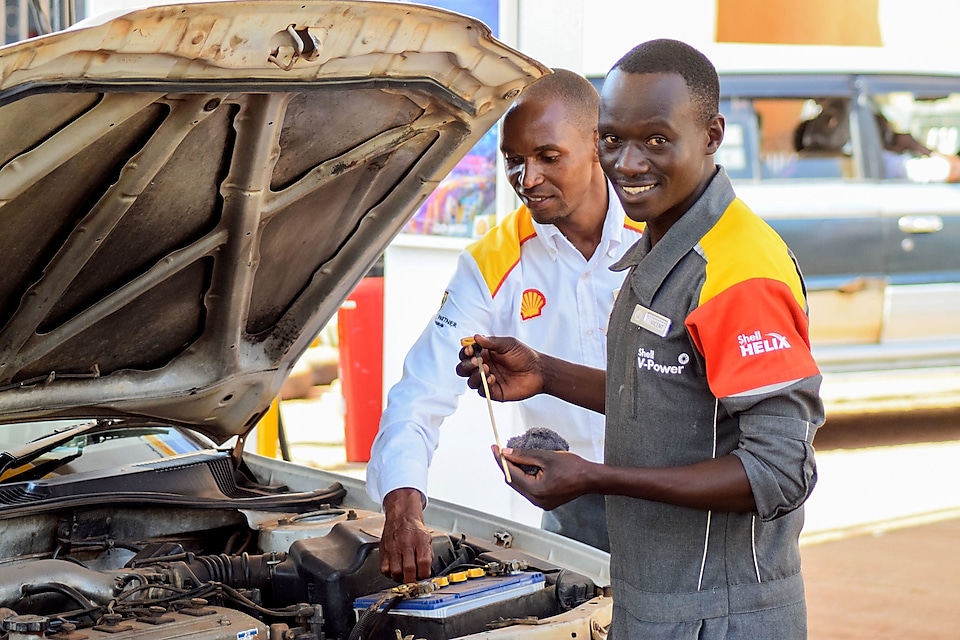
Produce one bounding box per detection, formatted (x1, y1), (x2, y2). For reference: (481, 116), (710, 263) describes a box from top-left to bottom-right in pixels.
(0, 419), (212, 483)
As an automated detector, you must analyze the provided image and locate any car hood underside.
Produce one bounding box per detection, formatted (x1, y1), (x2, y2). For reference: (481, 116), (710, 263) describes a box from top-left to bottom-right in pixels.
(0, 1), (546, 442)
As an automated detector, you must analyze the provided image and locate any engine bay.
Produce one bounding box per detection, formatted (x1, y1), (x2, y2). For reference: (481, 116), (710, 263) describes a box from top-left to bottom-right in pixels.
(0, 486), (600, 640)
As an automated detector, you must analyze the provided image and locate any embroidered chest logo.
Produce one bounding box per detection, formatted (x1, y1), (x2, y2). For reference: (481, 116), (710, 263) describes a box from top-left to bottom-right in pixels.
(738, 330), (791, 357)
(520, 288), (546, 320)
(636, 348), (687, 375)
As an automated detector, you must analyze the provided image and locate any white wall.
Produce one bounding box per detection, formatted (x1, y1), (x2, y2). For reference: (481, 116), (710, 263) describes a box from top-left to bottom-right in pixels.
(514, 0), (717, 76)
(878, 0), (960, 56)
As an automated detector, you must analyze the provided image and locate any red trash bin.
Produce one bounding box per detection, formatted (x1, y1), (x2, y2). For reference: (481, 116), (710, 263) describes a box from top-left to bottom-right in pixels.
(337, 276), (384, 462)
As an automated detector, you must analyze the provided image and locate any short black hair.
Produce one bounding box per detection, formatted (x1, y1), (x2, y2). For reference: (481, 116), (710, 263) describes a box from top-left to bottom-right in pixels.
(610, 39), (719, 124)
(514, 68), (600, 132)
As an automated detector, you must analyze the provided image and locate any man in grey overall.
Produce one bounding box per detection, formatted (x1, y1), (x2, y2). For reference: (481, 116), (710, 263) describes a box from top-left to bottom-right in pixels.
(457, 39), (824, 639)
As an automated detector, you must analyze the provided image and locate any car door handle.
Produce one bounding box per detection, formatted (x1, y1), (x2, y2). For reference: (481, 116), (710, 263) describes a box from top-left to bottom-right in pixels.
(898, 215), (943, 234)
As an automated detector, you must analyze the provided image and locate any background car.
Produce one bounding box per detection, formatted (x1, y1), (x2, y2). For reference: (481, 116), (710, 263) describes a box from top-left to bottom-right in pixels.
(709, 48), (960, 374)
(0, 3), (615, 640)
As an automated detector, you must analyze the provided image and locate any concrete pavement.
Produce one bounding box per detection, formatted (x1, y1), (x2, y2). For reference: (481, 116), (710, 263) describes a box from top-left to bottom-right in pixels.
(803, 515), (960, 639)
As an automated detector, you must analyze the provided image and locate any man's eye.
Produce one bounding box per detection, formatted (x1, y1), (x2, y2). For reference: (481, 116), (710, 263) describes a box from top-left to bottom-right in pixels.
(601, 134), (620, 146)
(504, 156), (521, 165)
(649, 136), (667, 146)
(543, 154), (561, 163)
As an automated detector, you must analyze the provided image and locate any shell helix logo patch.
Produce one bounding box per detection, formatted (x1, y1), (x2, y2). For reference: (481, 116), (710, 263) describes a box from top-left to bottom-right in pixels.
(520, 288), (546, 320)
(738, 330), (791, 357)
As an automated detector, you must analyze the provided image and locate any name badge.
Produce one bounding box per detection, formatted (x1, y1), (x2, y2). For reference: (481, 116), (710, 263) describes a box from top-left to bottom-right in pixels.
(630, 304), (671, 337)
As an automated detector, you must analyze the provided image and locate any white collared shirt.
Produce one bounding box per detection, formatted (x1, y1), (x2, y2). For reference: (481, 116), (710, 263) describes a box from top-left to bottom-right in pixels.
(366, 182), (643, 503)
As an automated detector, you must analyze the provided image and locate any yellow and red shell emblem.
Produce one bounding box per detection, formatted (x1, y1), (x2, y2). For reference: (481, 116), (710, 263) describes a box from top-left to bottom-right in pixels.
(520, 288), (546, 320)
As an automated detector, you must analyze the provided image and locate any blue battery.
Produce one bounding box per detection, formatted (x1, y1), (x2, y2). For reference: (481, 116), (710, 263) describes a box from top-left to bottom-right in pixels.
(353, 572), (545, 619)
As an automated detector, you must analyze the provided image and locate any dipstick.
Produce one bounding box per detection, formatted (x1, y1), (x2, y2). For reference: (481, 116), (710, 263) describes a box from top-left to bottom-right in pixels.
(461, 337), (512, 483)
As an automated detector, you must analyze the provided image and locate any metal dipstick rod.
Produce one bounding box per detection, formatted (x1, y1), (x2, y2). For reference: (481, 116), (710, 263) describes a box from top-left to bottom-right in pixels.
(461, 337), (512, 483)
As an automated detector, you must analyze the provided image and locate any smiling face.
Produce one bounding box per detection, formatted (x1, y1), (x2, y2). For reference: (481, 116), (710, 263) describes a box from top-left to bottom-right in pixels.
(500, 97), (603, 227)
(598, 69), (724, 244)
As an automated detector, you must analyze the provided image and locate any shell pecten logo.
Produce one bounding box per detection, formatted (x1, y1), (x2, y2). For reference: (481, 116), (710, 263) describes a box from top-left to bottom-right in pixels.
(520, 288), (546, 320)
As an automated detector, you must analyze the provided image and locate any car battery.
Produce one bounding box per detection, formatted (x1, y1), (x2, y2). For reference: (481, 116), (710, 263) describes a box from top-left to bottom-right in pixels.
(353, 571), (548, 639)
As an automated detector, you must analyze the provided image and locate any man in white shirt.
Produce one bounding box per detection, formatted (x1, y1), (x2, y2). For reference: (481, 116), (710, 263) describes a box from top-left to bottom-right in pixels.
(366, 69), (644, 584)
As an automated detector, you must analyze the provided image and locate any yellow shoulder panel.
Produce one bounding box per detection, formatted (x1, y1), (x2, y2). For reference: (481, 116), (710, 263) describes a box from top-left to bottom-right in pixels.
(697, 198), (806, 308)
(466, 206), (536, 298)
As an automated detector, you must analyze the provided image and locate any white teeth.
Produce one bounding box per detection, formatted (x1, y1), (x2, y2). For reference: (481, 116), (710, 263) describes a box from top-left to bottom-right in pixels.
(526, 196), (546, 202)
(622, 184), (654, 195)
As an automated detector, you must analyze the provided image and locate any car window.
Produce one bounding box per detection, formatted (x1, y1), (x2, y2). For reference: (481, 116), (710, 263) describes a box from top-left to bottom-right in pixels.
(870, 90), (960, 181)
(721, 96), (861, 181)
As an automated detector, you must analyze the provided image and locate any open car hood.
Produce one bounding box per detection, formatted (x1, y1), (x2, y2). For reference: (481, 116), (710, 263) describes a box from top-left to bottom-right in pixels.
(0, 1), (546, 442)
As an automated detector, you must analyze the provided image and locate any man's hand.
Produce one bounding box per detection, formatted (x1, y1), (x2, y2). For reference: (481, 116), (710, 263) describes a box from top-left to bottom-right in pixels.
(458, 335), (606, 414)
(492, 445), (594, 511)
(380, 488), (433, 583)
(456, 335), (544, 402)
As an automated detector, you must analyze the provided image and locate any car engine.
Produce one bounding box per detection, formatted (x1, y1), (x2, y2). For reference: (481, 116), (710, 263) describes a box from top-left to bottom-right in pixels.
(0, 481), (599, 640)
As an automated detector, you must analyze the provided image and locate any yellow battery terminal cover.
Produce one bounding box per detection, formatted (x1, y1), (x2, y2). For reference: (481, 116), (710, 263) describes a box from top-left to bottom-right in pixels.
(431, 576), (449, 588)
(448, 571), (468, 583)
(466, 568), (485, 578)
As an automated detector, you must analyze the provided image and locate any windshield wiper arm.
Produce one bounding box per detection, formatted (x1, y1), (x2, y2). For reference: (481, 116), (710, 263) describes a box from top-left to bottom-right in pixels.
(1, 451), (84, 483)
(0, 421), (103, 479)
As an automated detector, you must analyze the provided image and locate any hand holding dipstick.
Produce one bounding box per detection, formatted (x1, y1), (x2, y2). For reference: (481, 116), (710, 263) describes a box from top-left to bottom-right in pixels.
(460, 337), (512, 483)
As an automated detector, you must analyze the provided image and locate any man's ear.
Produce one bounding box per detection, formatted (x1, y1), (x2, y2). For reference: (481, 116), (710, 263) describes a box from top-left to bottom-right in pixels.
(592, 128), (600, 161)
(705, 113), (725, 154)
